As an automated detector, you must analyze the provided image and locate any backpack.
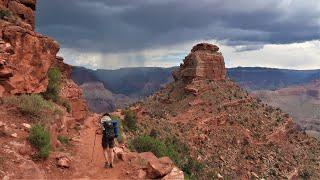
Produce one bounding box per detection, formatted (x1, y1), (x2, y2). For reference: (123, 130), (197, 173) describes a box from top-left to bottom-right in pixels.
(103, 120), (119, 139)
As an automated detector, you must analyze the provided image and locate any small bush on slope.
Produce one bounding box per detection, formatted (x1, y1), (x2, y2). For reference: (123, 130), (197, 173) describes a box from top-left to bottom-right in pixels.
(29, 124), (51, 159)
(43, 67), (62, 102)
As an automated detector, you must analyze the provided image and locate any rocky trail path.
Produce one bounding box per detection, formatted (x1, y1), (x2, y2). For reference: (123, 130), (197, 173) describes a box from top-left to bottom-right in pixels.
(68, 114), (130, 179)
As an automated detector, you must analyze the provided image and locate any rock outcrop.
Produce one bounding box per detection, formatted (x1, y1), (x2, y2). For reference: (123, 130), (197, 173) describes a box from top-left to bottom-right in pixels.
(0, 0), (60, 97)
(113, 148), (184, 179)
(173, 43), (226, 82)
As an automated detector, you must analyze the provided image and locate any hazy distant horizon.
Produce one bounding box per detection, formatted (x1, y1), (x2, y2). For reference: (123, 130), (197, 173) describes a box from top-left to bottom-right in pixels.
(73, 65), (320, 72)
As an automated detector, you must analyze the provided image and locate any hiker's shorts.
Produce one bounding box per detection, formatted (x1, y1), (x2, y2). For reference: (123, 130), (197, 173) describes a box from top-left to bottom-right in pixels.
(102, 136), (115, 149)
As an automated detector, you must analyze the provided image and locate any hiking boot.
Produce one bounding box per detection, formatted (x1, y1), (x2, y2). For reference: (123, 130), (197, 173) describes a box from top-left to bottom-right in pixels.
(109, 163), (113, 168)
(104, 162), (109, 168)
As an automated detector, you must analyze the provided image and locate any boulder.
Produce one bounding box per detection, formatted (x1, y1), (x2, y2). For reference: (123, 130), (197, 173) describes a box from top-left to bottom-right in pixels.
(10, 132), (17, 138)
(137, 169), (147, 179)
(57, 157), (71, 168)
(146, 156), (174, 179)
(22, 123), (31, 130)
(0, 121), (5, 127)
(162, 167), (184, 180)
(55, 152), (72, 168)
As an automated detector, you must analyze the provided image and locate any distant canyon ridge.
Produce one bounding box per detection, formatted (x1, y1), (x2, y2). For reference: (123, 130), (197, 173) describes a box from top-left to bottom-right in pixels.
(71, 66), (320, 139)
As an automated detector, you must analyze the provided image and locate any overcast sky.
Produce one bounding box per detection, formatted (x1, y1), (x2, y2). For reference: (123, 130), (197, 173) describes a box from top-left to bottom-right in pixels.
(37, 0), (320, 70)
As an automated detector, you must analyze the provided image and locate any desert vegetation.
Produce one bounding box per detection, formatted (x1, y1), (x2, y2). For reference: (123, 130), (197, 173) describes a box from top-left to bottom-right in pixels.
(28, 124), (51, 159)
(42, 67), (72, 113)
(3, 94), (63, 123)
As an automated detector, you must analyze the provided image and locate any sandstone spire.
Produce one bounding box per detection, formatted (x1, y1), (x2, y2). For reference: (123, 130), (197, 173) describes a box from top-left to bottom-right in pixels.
(173, 43), (226, 82)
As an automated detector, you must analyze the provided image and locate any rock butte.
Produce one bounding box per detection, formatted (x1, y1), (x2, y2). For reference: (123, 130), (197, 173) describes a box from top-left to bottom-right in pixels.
(173, 43), (226, 82)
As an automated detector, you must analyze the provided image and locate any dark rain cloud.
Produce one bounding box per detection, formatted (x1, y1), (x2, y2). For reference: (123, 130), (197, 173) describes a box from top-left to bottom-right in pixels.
(36, 0), (320, 53)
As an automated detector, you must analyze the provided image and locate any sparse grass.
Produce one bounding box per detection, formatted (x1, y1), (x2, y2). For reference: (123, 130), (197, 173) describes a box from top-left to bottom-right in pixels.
(3, 94), (63, 123)
(58, 135), (70, 145)
(29, 124), (51, 159)
(19, 95), (52, 117)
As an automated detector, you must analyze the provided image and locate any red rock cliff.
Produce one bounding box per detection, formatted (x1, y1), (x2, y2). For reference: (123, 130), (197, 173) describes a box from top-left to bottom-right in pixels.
(0, 0), (58, 97)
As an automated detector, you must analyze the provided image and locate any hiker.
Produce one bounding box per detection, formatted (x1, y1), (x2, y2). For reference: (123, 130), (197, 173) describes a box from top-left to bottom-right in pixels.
(96, 113), (119, 168)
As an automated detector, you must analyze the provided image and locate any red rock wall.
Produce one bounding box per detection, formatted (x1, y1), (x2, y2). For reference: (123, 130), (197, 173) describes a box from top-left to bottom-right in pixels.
(0, 21), (59, 96)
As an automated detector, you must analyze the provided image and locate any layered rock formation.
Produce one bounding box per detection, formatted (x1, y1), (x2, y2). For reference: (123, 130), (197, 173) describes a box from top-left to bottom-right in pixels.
(173, 43), (226, 82)
(0, 0), (60, 97)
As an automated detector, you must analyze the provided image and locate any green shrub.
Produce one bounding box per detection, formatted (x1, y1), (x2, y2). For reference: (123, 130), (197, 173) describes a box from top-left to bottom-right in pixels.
(0, 10), (11, 19)
(123, 110), (137, 132)
(58, 135), (70, 145)
(129, 136), (167, 157)
(29, 124), (51, 159)
(43, 67), (62, 102)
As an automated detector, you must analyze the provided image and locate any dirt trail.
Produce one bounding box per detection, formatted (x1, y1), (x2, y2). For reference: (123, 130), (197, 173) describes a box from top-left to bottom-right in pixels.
(69, 115), (129, 179)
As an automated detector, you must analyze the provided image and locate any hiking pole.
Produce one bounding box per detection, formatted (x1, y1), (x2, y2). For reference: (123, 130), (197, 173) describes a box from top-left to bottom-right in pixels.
(90, 131), (97, 163)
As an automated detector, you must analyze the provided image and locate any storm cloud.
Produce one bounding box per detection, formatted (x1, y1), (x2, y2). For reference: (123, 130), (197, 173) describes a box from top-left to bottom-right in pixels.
(37, 0), (320, 54)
